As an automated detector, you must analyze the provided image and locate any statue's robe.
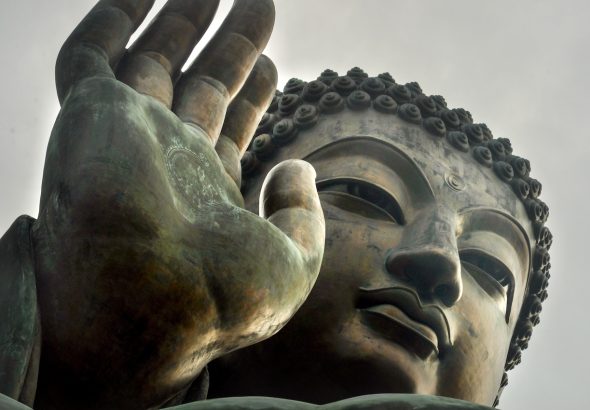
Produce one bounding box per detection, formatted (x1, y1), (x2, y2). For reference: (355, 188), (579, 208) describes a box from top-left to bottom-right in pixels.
(0, 216), (39, 408)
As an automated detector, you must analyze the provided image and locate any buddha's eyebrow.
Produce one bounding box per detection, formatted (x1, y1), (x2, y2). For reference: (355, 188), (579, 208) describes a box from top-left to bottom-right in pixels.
(303, 136), (435, 207)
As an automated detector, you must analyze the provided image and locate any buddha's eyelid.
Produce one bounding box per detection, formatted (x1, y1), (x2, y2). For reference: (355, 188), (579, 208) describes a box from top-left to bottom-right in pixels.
(459, 208), (531, 250)
(460, 247), (515, 323)
(458, 207), (532, 274)
(459, 233), (526, 285)
(316, 177), (405, 223)
(316, 177), (398, 202)
(303, 136), (435, 201)
(461, 260), (508, 305)
(459, 247), (515, 285)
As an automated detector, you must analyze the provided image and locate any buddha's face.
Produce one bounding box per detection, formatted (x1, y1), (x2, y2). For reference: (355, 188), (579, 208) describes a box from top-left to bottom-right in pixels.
(214, 109), (534, 406)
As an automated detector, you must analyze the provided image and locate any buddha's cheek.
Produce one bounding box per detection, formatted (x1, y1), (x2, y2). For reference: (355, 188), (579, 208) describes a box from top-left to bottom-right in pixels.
(305, 202), (403, 326)
(299, 222), (384, 332)
(281, 206), (438, 391)
(436, 272), (511, 405)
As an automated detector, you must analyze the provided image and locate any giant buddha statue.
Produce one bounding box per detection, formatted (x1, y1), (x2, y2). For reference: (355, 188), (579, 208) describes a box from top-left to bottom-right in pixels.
(0, 1), (552, 409)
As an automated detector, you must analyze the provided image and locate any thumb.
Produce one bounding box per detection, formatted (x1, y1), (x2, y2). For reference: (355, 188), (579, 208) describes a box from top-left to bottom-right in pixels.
(260, 159), (325, 269)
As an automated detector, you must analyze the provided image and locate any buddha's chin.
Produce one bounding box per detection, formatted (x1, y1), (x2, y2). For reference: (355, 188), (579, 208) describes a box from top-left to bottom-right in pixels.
(208, 309), (439, 403)
(314, 312), (439, 399)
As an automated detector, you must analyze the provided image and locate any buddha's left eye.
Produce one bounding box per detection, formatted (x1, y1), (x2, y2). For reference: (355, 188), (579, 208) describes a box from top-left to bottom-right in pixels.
(460, 249), (514, 321)
(317, 179), (404, 224)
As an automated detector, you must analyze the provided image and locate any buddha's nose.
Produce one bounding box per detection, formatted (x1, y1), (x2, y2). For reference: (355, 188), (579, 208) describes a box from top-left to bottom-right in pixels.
(385, 205), (462, 307)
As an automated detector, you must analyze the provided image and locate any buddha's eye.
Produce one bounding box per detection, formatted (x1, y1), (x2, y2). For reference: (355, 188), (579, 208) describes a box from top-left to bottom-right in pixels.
(460, 249), (514, 321)
(317, 179), (404, 224)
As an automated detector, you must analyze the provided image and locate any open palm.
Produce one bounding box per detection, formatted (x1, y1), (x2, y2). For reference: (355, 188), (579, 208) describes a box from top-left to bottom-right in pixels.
(32, 1), (324, 407)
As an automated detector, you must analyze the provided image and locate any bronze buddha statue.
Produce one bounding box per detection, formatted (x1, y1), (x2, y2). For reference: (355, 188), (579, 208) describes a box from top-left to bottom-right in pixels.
(0, 1), (551, 409)
(205, 68), (551, 408)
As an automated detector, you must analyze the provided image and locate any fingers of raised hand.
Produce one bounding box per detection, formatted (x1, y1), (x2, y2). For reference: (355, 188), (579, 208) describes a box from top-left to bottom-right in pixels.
(56, 0), (155, 103)
(58, 0), (275, 146)
(261, 160), (325, 267)
(216, 55), (277, 187)
(116, 0), (220, 107)
(173, 0), (275, 141)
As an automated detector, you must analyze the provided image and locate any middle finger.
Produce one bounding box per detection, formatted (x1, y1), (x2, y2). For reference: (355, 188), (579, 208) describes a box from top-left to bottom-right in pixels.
(173, 0), (275, 143)
(117, 0), (220, 107)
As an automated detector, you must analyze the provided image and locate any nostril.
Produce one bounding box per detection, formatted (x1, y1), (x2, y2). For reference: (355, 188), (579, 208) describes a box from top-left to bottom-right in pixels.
(385, 252), (412, 281)
(435, 284), (458, 307)
(401, 266), (413, 282)
(385, 248), (462, 306)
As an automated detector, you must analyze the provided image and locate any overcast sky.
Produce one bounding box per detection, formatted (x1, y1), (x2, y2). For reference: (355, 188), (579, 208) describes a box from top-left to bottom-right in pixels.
(0, 1), (587, 408)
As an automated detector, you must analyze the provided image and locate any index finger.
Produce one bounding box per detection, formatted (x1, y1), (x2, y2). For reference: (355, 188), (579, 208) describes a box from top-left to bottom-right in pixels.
(56, 0), (155, 103)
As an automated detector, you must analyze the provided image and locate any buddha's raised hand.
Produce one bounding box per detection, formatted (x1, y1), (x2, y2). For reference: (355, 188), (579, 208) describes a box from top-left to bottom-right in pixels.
(32, 0), (324, 407)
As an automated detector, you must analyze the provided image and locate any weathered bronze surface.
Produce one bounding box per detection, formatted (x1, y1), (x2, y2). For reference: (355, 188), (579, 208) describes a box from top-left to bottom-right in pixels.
(0, 1), (551, 409)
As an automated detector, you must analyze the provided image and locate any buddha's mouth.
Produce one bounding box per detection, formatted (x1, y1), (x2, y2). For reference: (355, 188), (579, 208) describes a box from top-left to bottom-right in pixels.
(357, 287), (452, 359)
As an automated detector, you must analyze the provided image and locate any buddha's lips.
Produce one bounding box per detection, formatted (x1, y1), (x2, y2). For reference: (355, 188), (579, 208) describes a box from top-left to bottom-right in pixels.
(357, 286), (452, 355)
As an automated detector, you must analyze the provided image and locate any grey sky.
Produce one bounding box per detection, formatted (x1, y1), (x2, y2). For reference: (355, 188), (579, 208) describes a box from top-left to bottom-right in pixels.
(0, 0), (587, 408)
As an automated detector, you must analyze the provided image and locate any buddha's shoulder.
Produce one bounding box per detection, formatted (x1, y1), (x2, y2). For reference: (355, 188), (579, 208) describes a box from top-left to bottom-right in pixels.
(0, 215), (40, 407)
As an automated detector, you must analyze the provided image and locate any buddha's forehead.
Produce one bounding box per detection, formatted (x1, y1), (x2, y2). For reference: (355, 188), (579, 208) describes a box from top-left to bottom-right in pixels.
(248, 109), (533, 242)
